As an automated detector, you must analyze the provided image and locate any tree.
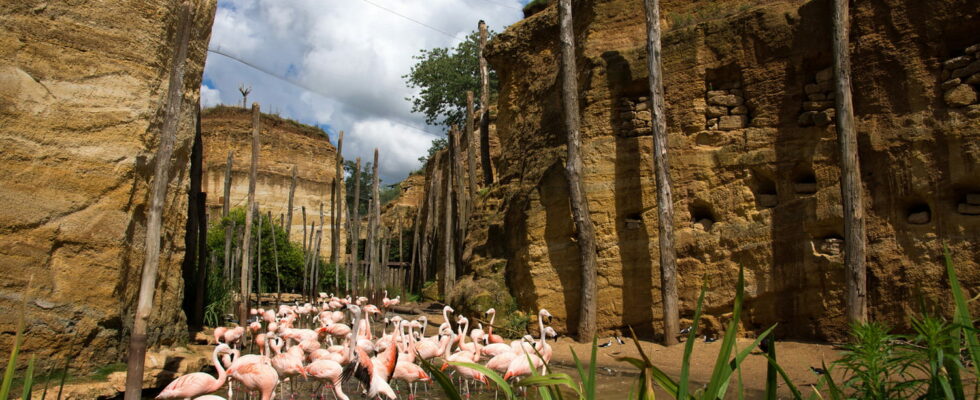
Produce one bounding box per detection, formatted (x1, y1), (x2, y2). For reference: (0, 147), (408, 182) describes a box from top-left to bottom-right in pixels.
(643, 0), (680, 345)
(832, 0), (867, 324)
(404, 31), (498, 128)
(418, 137), (448, 164)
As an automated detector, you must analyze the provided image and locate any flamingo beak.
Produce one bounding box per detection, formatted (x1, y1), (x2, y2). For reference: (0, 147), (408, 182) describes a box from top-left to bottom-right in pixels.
(440, 362), (449, 371)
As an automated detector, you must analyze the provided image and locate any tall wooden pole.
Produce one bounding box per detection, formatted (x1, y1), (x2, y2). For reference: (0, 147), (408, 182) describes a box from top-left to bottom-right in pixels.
(409, 200), (422, 293)
(268, 211), (281, 308)
(332, 131), (344, 272)
(351, 157), (362, 295)
(368, 149), (381, 291)
(316, 201), (325, 298)
(833, 0), (867, 324)
(222, 151), (233, 280)
(124, 3), (192, 397)
(238, 103), (261, 326)
(286, 165), (297, 242)
(451, 127), (467, 248)
(255, 203), (262, 302)
(443, 149), (455, 297)
(558, 0), (598, 342)
(643, 0), (679, 345)
(478, 20), (494, 185)
(302, 206), (308, 296)
(465, 91), (478, 209)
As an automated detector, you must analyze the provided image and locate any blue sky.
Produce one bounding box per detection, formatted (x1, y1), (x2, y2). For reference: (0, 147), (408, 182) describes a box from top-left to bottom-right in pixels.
(201, 0), (527, 183)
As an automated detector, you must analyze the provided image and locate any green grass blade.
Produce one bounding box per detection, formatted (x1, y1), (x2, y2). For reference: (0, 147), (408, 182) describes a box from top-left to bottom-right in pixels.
(944, 246), (980, 396)
(450, 362), (514, 400)
(417, 355), (463, 400)
(821, 361), (844, 400)
(705, 265), (746, 399)
(21, 355), (36, 400)
(589, 334), (597, 400)
(718, 325), (777, 398)
(1, 279), (31, 400)
(679, 281), (707, 399)
(735, 339), (745, 400)
(765, 335), (777, 400)
(760, 352), (804, 399)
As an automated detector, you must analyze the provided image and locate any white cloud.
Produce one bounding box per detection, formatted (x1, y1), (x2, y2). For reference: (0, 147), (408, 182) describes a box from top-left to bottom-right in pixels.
(200, 84), (222, 107)
(203, 0), (524, 183)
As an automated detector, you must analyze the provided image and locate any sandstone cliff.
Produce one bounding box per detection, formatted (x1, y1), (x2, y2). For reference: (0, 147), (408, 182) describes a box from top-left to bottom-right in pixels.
(421, 0), (979, 341)
(200, 106), (345, 253)
(0, 0), (217, 371)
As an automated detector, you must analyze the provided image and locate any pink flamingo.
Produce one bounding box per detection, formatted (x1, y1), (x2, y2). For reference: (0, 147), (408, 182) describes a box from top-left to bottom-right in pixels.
(156, 344), (233, 399)
(307, 359), (347, 400)
(484, 308), (504, 344)
(341, 305), (398, 399)
(212, 326), (228, 344)
(227, 360), (278, 400)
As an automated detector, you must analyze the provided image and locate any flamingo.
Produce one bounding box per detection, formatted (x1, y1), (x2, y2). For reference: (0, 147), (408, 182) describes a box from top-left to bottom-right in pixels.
(484, 308), (504, 344)
(157, 344), (234, 399)
(341, 305), (398, 399)
(212, 326), (228, 344)
(227, 359), (278, 400)
(306, 359), (347, 400)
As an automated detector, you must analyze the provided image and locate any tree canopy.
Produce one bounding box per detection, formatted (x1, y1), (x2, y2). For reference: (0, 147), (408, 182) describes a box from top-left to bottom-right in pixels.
(403, 30), (498, 129)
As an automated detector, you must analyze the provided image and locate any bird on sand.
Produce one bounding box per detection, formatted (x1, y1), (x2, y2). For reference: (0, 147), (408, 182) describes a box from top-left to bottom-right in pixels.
(157, 344), (234, 399)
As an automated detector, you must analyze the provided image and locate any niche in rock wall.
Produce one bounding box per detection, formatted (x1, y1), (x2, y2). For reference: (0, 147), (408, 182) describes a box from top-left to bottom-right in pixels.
(690, 201), (717, 231)
(704, 64), (748, 131)
(615, 96), (653, 137)
(905, 202), (932, 225)
(940, 43), (980, 109)
(750, 170), (778, 208)
(798, 66), (837, 127)
(956, 191), (980, 216)
(793, 169), (818, 195)
(814, 234), (844, 256)
(624, 212), (644, 230)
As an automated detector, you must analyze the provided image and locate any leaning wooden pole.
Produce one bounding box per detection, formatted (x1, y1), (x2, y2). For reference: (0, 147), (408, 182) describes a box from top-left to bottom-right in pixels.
(443, 150), (456, 297)
(643, 0), (679, 345)
(268, 211), (281, 308)
(286, 165), (297, 242)
(451, 127), (468, 247)
(477, 20), (494, 186)
(832, 0), (867, 324)
(331, 131), (344, 272)
(222, 151), (233, 280)
(558, 0), (598, 342)
(351, 157), (362, 295)
(238, 103), (261, 326)
(124, 3), (192, 398)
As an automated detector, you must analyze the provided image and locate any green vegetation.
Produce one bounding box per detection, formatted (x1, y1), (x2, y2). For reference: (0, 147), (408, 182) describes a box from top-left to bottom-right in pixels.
(418, 137), (448, 165)
(403, 31), (498, 129)
(522, 0), (552, 17)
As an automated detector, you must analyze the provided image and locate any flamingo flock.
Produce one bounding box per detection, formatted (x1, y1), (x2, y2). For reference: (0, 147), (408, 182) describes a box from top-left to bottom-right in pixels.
(156, 292), (558, 400)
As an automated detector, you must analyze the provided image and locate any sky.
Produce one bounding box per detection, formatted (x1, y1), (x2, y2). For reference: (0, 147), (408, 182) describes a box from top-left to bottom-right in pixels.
(202, 0), (530, 184)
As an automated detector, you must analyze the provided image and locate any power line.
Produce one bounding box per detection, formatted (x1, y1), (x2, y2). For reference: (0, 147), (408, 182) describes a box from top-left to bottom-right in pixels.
(356, 0), (465, 40)
(206, 45), (437, 137)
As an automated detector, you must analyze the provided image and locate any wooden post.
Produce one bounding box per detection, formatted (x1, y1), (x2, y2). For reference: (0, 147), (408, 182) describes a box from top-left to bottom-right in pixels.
(409, 201), (421, 293)
(833, 0), (867, 324)
(443, 150), (455, 297)
(558, 0), (598, 342)
(451, 127), (467, 250)
(421, 154), (441, 290)
(286, 165), (297, 242)
(316, 201), (325, 299)
(465, 91), (478, 209)
(223, 151), (233, 280)
(268, 211), (281, 308)
(191, 107), (208, 328)
(643, 0), (679, 345)
(124, 3), (192, 398)
(332, 131), (344, 269)
(302, 205), (308, 296)
(238, 103), (261, 326)
(368, 149), (381, 291)
(478, 20), (494, 185)
(351, 157), (362, 295)
(255, 203), (262, 303)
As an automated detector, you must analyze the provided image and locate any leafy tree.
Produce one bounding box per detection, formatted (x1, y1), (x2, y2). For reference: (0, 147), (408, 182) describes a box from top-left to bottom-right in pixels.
(344, 160), (375, 216)
(417, 137), (448, 164)
(380, 183), (401, 206)
(404, 30), (498, 128)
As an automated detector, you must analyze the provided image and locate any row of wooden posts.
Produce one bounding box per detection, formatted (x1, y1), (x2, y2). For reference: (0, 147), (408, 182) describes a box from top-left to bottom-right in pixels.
(556, 0), (867, 344)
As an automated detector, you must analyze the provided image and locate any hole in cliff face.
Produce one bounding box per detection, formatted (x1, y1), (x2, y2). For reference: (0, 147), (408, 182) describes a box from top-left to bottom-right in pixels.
(955, 190), (980, 216)
(704, 64), (749, 130)
(750, 170), (778, 208)
(624, 212), (644, 230)
(690, 201), (716, 231)
(814, 234), (844, 256)
(793, 170), (818, 194)
(906, 202), (932, 225)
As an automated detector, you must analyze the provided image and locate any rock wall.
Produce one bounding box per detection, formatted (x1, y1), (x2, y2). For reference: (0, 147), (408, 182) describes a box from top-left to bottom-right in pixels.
(0, 0), (217, 370)
(201, 106), (345, 253)
(458, 0), (980, 341)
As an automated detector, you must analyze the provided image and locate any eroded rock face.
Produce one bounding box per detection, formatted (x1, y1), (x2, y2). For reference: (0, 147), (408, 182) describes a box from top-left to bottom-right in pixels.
(200, 106), (344, 250)
(465, 0), (980, 341)
(0, 1), (216, 371)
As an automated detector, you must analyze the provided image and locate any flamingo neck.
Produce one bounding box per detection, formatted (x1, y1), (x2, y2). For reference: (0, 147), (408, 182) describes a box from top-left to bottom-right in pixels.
(488, 313), (496, 336)
(209, 347), (228, 392)
(538, 313), (546, 347)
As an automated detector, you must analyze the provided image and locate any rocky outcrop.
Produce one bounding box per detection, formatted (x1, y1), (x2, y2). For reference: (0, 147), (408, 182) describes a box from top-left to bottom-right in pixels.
(0, 1), (217, 371)
(200, 106), (344, 251)
(445, 0), (980, 341)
